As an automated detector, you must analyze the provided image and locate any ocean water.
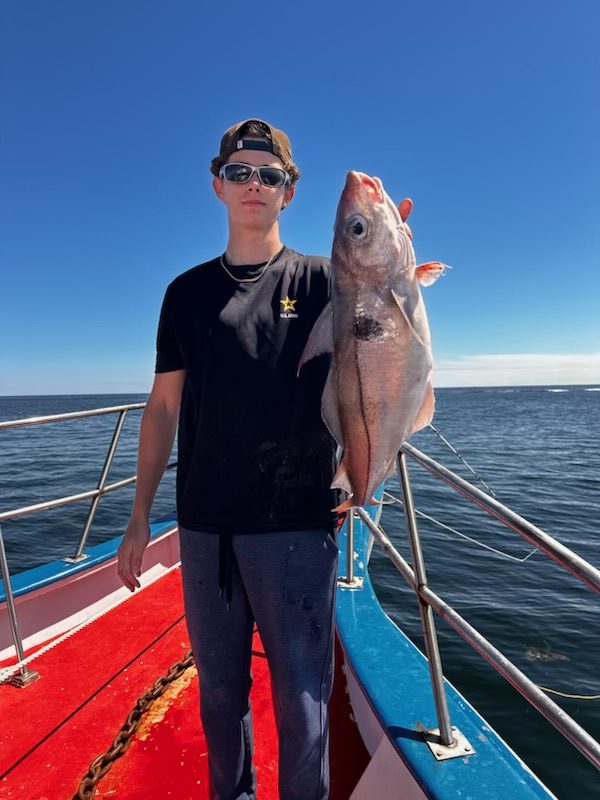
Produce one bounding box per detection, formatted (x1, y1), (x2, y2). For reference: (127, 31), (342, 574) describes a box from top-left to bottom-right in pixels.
(1, 388), (599, 798)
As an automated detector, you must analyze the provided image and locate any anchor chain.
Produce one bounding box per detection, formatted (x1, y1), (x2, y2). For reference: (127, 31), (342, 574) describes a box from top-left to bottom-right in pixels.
(74, 649), (195, 800)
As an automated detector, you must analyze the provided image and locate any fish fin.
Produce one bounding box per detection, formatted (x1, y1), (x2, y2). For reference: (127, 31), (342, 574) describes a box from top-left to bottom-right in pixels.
(390, 289), (428, 348)
(332, 496), (356, 513)
(410, 382), (436, 434)
(397, 197), (413, 222)
(298, 302), (333, 374)
(397, 198), (414, 241)
(331, 459), (352, 494)
(335, 495), (382, 511)
(415, 261), (449, 287)
(385, 460), (397, 479)
(322, 371), (343, 446)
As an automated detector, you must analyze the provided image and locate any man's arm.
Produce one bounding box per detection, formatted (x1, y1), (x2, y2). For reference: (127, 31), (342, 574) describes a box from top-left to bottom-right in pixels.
(117, 369), (186, 591)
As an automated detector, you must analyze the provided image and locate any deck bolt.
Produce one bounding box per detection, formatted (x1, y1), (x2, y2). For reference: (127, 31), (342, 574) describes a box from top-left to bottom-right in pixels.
(464, 745), (471, 752)
(436, 750), (443, 757)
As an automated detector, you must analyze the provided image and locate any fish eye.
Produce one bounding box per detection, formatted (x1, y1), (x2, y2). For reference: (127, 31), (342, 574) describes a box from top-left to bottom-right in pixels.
(347, 215), (368, 238)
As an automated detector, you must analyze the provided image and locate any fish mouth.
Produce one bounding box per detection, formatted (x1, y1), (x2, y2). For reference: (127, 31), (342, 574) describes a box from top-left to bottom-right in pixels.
(345, 171), (383, 203)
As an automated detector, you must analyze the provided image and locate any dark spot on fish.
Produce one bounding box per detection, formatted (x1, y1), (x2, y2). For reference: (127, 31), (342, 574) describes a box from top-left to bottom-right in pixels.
(353, 315), (384, 341)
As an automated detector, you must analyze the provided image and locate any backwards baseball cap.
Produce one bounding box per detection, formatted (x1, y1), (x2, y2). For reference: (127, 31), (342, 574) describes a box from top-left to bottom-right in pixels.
(210, 118), (300, 183)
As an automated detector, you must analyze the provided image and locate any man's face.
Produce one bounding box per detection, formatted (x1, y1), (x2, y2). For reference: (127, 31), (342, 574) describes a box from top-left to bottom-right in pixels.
(213, 139), (295, 226)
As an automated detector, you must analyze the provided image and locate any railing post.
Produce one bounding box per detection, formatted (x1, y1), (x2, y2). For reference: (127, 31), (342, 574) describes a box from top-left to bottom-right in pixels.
(346, 510), (355, 582)
(0, 524), (40, 686)
(67, 409), (128, 562)
(397, 451), (454, 747)
(338, 507), (363, 589)
(336, 444), (363, 590)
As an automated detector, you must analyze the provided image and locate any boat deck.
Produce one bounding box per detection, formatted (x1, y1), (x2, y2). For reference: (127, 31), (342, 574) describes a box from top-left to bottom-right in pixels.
(0, 568), (369, 799)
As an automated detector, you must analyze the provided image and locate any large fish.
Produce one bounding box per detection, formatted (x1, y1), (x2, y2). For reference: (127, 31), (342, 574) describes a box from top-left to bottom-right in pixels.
(300, 171), (447, 512)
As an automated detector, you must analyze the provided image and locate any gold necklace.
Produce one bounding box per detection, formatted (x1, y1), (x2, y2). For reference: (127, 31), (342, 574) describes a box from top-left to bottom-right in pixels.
(219, 249), (280, 283)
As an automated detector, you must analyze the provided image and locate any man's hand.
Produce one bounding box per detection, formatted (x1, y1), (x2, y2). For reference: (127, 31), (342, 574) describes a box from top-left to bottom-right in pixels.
(117, 517), (150, 592)
(116, 370), (184, 592)
(398, 197), (413, 240)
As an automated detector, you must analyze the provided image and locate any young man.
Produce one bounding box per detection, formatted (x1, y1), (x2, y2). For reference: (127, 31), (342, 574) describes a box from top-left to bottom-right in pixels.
(118, 119), (341, 800)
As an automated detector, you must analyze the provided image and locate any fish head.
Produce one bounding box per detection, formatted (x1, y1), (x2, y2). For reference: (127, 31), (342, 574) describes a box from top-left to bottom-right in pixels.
(333, 171), (414, 284)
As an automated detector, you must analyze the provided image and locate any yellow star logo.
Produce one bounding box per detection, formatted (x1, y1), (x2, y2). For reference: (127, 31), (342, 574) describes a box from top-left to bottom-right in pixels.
(280, 296), (297, 312)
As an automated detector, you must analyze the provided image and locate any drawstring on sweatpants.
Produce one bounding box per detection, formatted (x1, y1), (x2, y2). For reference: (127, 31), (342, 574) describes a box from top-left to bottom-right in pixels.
(218, 533), (234, 611)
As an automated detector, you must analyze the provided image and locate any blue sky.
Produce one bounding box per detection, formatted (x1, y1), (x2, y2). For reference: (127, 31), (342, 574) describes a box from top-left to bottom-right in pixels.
(2, 0), (599, 394)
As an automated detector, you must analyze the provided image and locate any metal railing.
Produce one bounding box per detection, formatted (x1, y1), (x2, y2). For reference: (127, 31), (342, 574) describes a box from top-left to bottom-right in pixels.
(0, 402), (176, 685)
(2, 401), (599, 772)
(341, 445), (600, 770)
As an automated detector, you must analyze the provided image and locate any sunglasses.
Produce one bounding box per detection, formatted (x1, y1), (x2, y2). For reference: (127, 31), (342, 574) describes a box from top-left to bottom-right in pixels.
(219, 162), (291, 188)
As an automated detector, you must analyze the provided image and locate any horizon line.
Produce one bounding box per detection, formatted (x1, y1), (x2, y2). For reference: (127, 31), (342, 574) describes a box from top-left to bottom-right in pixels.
(1, 383), (599, 399)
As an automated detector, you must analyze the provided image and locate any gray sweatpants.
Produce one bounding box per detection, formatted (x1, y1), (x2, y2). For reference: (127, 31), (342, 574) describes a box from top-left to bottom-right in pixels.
(179, 526), (339, 800)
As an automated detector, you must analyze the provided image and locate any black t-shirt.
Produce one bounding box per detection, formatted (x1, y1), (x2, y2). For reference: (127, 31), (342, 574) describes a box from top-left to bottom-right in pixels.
(155, 246), (338, 535)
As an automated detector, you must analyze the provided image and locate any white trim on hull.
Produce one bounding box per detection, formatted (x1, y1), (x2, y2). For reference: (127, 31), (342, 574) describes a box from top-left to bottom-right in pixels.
(351, 735), (428, 800)
(343, 654), (428, 799)
(0, 526), (180, 662)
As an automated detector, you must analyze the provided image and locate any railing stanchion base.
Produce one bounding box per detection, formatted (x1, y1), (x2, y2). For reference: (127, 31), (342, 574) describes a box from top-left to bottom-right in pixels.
(8, 668), (40, 688)
(63, 553), (90, 564)
(337, 576), (364, 590)
(422, 726), (475, 761)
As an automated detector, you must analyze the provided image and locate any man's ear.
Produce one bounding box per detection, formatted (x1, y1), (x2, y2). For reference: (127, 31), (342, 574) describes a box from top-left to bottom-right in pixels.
(282, 184), (295, 208)
(213, 176), (225, 202)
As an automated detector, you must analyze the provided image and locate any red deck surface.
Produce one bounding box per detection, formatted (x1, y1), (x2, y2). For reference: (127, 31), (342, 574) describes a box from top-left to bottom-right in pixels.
(0, 569), (368, 799)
